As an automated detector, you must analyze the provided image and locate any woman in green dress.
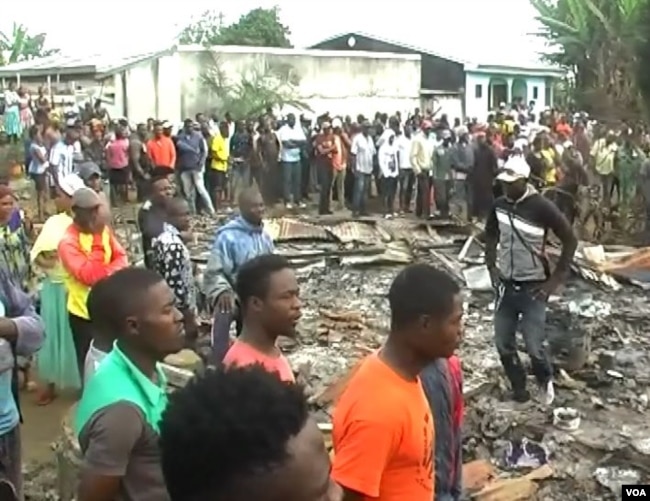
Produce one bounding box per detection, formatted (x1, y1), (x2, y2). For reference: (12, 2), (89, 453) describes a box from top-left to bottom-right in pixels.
(30, 175), (85, 404)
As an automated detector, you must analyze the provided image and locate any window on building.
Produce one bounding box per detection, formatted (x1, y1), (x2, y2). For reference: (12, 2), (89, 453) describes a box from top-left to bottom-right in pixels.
(533, 86), (539, 100)
(475, 84), (483, 98)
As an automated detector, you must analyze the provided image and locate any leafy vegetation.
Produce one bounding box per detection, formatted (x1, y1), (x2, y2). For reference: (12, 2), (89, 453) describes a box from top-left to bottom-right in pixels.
(0, 22), (59, 66)
(179, 7), (292, 48)
(530, 0), (650, 120)
(200, 54), (310, 119)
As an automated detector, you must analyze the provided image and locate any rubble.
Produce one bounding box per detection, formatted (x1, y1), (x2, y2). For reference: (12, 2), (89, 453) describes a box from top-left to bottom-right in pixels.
(24, 213), (650, 500)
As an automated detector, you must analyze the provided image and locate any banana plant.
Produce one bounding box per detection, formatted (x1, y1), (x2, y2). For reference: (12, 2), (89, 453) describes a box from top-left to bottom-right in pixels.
(0, 22), (59, 66)
(530, 0), (650, 119)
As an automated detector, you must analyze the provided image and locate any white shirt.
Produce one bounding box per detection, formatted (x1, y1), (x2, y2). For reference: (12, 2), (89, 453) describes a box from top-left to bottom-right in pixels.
(49, 141), (74, 179)
(396, 135), (413, 169)
(376, 129), (395, 149)
(350, 134), (376, 175)
(378, 141), (398, 178)
(277, 124), (306, 163)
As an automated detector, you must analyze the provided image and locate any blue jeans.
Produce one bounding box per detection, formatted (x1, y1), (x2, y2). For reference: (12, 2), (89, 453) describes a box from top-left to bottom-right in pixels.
(494, 281), (552, 388)
(352, 172), (371, 214)
(282, 161), (302, 204)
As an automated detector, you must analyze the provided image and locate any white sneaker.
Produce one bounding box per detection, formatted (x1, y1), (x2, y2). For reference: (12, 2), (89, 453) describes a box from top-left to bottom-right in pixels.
(298, 202), (307, 209)
(542, 380), (555, 406)
(286, 203), (294, 209)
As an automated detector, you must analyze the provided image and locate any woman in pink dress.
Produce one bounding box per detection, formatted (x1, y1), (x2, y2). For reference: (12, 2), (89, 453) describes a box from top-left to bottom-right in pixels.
(17, 88), (34, 131)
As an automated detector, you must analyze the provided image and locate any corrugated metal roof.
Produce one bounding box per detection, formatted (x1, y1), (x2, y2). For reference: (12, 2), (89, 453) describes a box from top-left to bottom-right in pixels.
(0, 49), (168, 78)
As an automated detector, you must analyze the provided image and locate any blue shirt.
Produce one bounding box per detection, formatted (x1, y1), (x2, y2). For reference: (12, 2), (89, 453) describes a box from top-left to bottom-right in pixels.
(0, 299), (18, 435)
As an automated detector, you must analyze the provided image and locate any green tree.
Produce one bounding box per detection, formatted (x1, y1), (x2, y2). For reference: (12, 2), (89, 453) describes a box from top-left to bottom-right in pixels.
(200, 55), (309, 119)
(530, 0), (650, 119)
(179, 7), (292, 48)
(0, 22), (59, 66)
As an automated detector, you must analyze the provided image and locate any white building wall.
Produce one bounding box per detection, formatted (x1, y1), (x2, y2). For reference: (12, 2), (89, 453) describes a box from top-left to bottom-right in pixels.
(177, 46), (421, 122)
(465, 71), (554, 122)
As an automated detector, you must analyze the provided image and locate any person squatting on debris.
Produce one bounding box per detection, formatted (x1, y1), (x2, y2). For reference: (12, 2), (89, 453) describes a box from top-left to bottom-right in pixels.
(223, 254), (299, 382)
(159, 364), (342, 501)
(331, 264), (463, 501)
(420, 355), (464, 501)
(76, 268), (184, 501)
(0, 268), (44, 501)
(485, 155), (577, 405)
(203, 188), (274, 364)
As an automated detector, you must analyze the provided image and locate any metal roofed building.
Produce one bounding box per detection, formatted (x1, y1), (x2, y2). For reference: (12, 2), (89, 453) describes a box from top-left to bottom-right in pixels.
(310, 31), (565, 121)
(0, 44), (423, 123)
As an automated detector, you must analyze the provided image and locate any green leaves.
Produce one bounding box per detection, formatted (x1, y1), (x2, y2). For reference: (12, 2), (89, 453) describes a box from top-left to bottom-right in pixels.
(200, 54), (311, 120)
(0, 22), (59, 66)
(530, 0), (650, 118)
(179, 7), (292, 48)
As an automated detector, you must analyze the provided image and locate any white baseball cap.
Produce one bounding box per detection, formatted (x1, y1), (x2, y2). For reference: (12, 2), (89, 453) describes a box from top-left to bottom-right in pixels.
(58, 173), (86, 196)
(496, 156), (531, 183)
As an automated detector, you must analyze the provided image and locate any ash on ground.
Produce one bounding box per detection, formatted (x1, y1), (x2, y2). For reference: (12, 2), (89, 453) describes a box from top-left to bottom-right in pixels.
(24, 215), (650, 500)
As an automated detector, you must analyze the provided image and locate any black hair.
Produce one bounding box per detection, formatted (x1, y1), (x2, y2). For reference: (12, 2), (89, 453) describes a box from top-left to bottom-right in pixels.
(87, 267), (164, 334)
(388, 264), (460, 329)
(164, 197), (188, 219)
(237, 186), (261, 207)
(159, 364), (309, 500)
(235, 254), (291, 310)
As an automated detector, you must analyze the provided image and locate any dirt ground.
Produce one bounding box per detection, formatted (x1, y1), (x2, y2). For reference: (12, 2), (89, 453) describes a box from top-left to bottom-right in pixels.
(21, 390), (76, 463)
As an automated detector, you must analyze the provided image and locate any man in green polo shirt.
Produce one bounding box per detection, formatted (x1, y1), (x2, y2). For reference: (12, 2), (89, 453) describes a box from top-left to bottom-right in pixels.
(75, 267), (184, 501)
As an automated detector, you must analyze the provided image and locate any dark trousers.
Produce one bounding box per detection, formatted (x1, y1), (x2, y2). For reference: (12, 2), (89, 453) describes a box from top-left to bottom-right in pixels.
(399, 170), (415, 211)
(434, 179), (452, 218)
(211, 308), (243, 365)
(494, 282), (552, 391)
(318, 163), (333, 214)
(0, 425), (21, 501)
(381, 177), (398, 214)
(68, 313), (94, 383)
(416, 174), (433, 218)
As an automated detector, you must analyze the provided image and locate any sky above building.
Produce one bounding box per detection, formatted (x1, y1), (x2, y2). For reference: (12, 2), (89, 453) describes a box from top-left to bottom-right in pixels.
(2, 0), (547, 66)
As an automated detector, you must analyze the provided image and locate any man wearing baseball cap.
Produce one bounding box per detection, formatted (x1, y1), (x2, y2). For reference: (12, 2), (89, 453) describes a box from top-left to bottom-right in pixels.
(484, 155), (577, 406)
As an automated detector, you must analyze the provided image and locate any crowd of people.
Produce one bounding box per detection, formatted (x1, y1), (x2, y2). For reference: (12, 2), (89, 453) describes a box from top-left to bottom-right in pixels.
(2, 90), (642, 500)
(6, 86), (650, 239)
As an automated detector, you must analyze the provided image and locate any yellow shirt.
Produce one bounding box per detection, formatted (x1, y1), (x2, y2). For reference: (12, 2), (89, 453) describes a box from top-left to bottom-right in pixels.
(30, 212), (73, 282)
(210, 134), (229, 172)
(541, 148), (557, 184)
(63, 229), (113, 319)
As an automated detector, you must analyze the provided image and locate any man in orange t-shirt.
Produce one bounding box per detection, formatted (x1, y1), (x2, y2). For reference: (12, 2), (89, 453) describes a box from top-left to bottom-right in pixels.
(332, 264), (463, 501)
(146, 121), (176, 173)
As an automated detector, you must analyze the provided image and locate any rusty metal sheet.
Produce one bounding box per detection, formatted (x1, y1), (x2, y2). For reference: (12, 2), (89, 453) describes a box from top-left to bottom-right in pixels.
(265, 218), (332, 242)
(326, 221), (383, 244)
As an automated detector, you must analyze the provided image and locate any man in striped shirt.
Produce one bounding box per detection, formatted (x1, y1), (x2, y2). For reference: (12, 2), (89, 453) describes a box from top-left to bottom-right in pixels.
(48, 125), (78, 187)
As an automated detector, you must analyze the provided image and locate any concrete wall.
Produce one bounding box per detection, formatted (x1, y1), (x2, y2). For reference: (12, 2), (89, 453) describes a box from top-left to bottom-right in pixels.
(465, 71), (553, 121)
(177, 46), (421, 122)
(102, 46), (425, 124)
(7, 47), (422, 125)
(420, 94), (464, 125)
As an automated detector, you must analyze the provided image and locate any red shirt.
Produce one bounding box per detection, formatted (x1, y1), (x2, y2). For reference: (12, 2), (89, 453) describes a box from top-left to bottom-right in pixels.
(223, 340), (295, 382)
(146, 136), (176, 169)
